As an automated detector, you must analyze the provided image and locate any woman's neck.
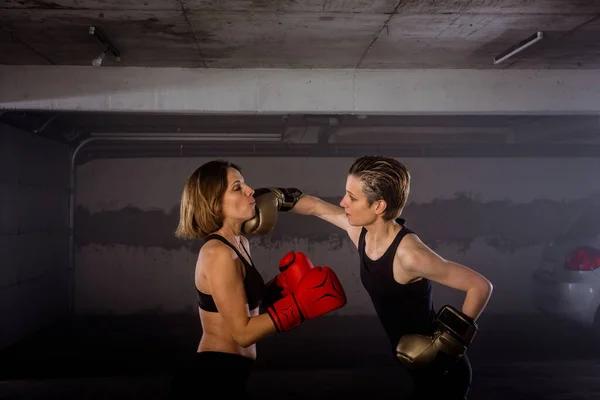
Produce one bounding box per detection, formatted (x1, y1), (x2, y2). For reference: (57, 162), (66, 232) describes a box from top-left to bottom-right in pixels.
(216, 223), (242, 245)
(364, 218), (401, 245)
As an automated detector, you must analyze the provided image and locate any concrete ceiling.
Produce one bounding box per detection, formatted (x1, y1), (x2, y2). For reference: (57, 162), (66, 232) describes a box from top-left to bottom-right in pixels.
(1, 0), (600, 69)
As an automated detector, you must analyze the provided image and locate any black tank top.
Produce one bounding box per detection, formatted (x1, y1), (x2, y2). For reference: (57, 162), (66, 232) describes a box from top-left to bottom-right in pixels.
(196, 234), (265, 312)
(359, 219), (436, 351)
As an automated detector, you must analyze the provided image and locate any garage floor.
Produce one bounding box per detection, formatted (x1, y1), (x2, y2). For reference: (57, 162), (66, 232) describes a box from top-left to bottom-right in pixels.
(1, 314), (599, 400)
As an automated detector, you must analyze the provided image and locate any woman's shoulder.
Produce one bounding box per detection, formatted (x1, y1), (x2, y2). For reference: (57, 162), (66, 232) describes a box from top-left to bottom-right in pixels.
(199, 238), (235, 265)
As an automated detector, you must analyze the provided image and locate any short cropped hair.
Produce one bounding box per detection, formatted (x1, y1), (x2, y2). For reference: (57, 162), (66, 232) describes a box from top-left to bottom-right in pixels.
(348, 155), (411, 221)
(175, 160), (242, 239)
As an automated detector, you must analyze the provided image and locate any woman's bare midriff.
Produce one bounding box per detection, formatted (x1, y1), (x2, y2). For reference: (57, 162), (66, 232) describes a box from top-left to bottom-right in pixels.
(197, 306), (260, 360)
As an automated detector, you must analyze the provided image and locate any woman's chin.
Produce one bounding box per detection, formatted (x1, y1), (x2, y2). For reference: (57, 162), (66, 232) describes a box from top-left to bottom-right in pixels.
(348, 220), (361, 227)
(347, 215), (358, 226)
(239, 214), (255, 225)
(348, 216), (368, 227)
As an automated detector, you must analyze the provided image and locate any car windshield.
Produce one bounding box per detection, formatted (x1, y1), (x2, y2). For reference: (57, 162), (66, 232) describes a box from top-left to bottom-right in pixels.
(561, 206), (600, 241)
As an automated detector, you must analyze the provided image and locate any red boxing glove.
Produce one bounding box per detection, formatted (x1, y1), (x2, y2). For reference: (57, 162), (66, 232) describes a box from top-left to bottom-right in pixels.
(262, 251), (312, 307)
(267, 252), (347, 333)
(278, 251), (314, 295)
(294, 266), (347, 319)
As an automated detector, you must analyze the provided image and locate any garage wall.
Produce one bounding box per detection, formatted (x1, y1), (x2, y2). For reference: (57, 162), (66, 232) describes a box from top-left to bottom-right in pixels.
(73, 156), (600, 316)
(0, 123), (71, 350)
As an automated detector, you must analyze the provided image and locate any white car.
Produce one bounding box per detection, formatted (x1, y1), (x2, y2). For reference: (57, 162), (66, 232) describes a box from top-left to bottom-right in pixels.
(531, 205), (600, 332)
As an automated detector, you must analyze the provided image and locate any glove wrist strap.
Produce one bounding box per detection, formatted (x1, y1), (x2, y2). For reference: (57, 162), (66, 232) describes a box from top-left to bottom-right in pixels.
(436, 305), (478, 345)
(273, 187), (303, 211)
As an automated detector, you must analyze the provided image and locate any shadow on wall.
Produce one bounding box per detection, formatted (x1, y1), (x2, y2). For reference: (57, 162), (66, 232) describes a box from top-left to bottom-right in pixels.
(72, 193), (600, 315)
(75, 193), (597, 254)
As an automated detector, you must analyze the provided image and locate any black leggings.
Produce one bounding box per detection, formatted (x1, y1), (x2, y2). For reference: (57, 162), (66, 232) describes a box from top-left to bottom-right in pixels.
(168, 351), (255, 399)
(404, 355), (472, 400)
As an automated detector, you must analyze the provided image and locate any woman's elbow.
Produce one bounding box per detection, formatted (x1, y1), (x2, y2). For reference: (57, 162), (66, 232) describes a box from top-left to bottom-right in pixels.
(229, 328), (251, 348)
(233, 334), (255, 348)
(478, 278), (494, 300)
(230, 315), (274, 347)
(230, 326), (259, 348)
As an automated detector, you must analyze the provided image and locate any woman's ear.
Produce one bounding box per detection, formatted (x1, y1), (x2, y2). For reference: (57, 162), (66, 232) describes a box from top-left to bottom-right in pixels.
(374, 199), (388, 215)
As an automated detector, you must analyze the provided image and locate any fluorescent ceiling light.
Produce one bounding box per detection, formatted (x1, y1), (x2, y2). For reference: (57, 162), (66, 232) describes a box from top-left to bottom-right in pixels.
(494, 32), (544, 65)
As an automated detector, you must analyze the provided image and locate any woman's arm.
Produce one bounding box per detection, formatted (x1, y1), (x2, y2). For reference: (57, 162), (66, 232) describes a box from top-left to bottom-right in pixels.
(397, 237), (493, 320)
(292, 195), (362, 245)
(292, 195), (346, 227)
(200, 243), (277, 347)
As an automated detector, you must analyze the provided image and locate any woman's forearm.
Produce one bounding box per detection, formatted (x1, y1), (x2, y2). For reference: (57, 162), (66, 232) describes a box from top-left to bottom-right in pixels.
(461, 280), (493, 321)
(234, 313), (278, 348)
(291, 194), (318, 216)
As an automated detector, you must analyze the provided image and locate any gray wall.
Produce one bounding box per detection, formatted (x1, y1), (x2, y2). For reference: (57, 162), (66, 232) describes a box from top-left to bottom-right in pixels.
(0, 123), (71, 350)
(73, 156), (600, 316)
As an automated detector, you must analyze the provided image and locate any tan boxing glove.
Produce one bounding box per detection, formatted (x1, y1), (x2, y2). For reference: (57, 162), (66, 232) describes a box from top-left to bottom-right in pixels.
(396, 305), (478, 374)
(242, 187), (303, 235)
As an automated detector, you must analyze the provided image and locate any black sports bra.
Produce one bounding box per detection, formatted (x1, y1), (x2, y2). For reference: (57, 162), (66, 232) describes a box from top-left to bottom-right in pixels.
(196, 234), (265, 312)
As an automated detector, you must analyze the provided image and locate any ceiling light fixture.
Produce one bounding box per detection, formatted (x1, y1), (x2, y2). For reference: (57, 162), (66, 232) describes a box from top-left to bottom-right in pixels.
(89, 25), (121, 67)
(92, 50), (106, 67)
(493, 31), (544, 65)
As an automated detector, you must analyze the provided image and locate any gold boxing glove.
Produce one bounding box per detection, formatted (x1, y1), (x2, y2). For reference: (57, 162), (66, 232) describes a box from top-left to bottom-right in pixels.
(396, 305), (478, 374)
(242, 188), (303, 235)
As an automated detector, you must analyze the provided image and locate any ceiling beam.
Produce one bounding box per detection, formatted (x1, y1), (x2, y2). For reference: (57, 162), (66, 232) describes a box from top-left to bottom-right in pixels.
(75, 142), (600, 165)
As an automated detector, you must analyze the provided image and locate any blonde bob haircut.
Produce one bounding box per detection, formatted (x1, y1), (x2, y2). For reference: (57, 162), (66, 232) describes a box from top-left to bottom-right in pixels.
(175, 160), (242, 239)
